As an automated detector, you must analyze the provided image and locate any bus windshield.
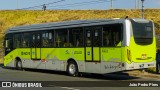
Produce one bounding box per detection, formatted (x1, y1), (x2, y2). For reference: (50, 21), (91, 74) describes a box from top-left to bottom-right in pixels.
(131, 19), (153, 45)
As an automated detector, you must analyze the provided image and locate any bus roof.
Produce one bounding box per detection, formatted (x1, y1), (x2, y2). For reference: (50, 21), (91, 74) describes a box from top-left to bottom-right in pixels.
(5, 18), (150, 34)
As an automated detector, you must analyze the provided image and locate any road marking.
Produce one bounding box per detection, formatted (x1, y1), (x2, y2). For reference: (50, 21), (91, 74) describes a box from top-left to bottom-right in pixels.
(61, 87), (80, 90)
(47, 85), (80, 90)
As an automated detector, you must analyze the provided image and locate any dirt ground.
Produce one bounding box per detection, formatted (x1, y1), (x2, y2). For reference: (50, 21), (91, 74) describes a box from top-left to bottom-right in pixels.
(125, 70), (160, 79)
(0, 58), (3, 64)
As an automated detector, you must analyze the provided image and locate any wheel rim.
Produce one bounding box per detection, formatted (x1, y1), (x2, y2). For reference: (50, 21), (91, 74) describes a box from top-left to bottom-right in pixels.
(69, 64), (76, 75)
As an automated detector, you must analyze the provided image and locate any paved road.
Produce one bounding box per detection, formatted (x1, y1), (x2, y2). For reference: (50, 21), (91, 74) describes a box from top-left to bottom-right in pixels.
(0, 65), (159, 90)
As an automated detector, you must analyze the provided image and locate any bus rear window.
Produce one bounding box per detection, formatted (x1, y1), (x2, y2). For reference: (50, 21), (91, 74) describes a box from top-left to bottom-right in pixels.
(131, 20), (153, 45)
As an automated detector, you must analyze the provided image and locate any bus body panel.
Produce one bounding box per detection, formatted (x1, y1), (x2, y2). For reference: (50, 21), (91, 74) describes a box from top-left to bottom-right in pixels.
(3, 18), (156, 74)
(125, 37), (156, 70)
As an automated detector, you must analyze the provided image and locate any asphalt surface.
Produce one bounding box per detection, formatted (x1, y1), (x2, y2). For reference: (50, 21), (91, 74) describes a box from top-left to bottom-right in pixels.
(0, 64), (160, 90)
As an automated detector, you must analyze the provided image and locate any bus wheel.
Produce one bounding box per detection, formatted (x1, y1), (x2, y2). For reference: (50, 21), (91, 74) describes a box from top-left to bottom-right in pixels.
(67, 61), (78, 76)
(16, 60), (22, 70)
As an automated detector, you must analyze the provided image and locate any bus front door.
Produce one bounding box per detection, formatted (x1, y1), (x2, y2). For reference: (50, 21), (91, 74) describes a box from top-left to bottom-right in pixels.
(31, 33), (41, 60)
(85, 27), (101, 62)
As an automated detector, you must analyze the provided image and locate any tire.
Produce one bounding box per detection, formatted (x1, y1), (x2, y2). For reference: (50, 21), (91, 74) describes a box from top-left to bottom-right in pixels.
(67, 61), (78, 76)
(16, 60), (22, 70)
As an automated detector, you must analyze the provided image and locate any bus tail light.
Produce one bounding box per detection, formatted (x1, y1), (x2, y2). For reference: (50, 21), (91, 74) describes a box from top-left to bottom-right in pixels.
(127, 49), (131, 62)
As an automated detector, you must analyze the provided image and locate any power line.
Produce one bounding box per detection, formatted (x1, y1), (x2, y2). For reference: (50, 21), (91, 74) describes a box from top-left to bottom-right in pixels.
(18, 0), (117, 10)
(47, 0), (112, 9)
(48, 0), (109, 8)
(18, 0), (65, 10)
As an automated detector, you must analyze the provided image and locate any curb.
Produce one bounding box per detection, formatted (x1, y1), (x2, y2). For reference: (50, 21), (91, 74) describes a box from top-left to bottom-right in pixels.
(125, 71), (160, 79)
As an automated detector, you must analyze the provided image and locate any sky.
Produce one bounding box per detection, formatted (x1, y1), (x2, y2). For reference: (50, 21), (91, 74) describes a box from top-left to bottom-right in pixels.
(0, 0), (159, 10)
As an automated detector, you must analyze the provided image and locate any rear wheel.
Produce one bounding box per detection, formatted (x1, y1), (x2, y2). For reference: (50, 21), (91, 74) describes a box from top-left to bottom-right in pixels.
(67, 61), (78, 76)
(16, 60), (22, 70)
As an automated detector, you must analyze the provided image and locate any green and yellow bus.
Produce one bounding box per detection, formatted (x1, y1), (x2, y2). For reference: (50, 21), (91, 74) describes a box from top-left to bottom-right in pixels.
(4, 18), (156, 76)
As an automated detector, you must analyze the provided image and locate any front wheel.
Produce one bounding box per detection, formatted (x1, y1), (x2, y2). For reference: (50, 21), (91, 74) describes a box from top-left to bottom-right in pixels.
(67, 61), (78, 76)
(16, 60), (22, 70)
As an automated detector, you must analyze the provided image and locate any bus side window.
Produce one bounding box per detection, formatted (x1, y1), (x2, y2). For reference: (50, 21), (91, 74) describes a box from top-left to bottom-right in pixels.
(86, 30), (91, 47)
(5, 39), (11, 53)
(55, 36), (61, 47)
(55, 29), (68, 47)
(69, 28), (83, 47)
(104, 32), (110, 46)
(22, 40), (27, 47)
(42, 32), (49, 47)
(48, 32), (53, 47)
(41, 31), (53, 47)
(13, 34), (21, 48)
(86, 37), (91, 46)
(5, 40), (9, 48)
(103, 24), (122, 47)
(93, 27), (101, 47)
(103, 29), (112, 46)
(112, 25), (122, 46)
(22, 33), (30, 48)
(113, 31), (121, 46)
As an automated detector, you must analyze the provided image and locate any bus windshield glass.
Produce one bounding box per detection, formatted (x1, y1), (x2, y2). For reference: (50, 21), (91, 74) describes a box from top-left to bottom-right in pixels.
(131, 19), (153, 45)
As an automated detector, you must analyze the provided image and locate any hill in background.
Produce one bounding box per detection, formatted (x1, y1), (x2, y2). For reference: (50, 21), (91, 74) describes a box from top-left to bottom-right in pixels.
(0, 9), (160, 48)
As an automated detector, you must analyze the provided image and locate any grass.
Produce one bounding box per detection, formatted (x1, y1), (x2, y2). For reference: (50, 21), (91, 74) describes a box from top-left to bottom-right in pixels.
(0, 9), (160, 33)
(0, 58), (3, 64)
(0, 9), (160, 47)
(145, 67), (157, 73)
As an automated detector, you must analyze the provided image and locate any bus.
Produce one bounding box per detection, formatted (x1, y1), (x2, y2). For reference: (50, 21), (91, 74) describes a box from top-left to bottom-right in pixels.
(4, 18), (156, 76)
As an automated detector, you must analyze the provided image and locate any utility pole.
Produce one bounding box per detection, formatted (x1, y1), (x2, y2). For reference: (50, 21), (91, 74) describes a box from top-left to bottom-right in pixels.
(42, 4), (47, 11)
(138, 0), (140, 9)
(135, 0), (140, 9)
(135, 0), (137, 9)
(110, 0), (112, 9)
(17, 0), (19, 9)
(141, 0), (145, 19)
(110, 0), (113, 18)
